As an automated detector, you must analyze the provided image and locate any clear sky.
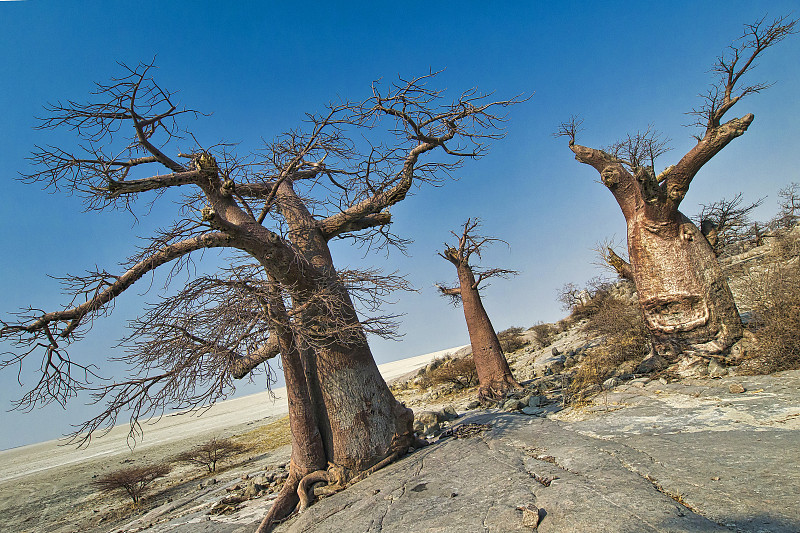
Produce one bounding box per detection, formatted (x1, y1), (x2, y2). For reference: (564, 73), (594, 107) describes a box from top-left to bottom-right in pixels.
(1, 1), (799, 449)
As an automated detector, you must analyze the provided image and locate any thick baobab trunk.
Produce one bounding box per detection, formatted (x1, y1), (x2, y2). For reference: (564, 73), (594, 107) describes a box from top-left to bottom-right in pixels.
(567, 138), (745, 358)
(308, 337), (414, 471)
(255, 250), (412, 532)
(455, 263), (521, 399)
(278, 180), (414, 473)
(256, 280), (328, 533)
(628, 212), (742, 355)
(254, 182), (415, 532)
(256, 328), (326, 532)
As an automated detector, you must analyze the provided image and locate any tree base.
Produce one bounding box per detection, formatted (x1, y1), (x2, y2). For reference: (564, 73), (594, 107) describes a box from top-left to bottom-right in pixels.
(478, 375), (523, 402)
(255, 429), (419, 533)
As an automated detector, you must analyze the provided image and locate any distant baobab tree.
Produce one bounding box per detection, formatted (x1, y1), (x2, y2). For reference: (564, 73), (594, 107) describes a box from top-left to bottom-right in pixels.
(558, 15), (797, 357)
(438, 219), (521, 400)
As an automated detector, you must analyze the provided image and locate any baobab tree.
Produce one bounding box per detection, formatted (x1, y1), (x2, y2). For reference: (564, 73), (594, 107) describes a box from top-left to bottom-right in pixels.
(437, 219), (521, 400)
(0, 63), (520, 530)
(558, 15), (797, 357)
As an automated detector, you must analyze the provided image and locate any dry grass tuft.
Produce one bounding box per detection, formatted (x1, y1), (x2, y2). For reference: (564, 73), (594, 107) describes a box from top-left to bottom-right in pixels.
(232, 416), (292, 454)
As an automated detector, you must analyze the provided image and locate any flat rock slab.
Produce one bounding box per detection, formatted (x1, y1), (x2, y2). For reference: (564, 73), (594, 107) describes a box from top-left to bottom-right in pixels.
(273, 372), (799, 533)
(150, 372), (800, 533)
(554, 370), (800, 532)
(276, 414), (724, 533)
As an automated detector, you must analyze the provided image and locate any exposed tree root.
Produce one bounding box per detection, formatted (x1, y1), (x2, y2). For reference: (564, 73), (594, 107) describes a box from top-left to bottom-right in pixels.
(255, 435), (416, 532)
(297, 469), (330, 511)
(478, 375), (523, 403)
(255, 464), (303, 533)
(347, 450), (401, 485)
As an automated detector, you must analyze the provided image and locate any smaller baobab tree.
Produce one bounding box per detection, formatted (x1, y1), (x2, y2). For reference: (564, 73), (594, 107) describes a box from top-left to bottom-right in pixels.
(437, 219), (521, 400)
(558, 15), (797, 358)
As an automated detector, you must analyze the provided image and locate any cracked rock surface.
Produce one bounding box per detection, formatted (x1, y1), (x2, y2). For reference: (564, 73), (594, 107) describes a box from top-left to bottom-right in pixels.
(33, 371), (796, 533)
(275, 371), (799, 533)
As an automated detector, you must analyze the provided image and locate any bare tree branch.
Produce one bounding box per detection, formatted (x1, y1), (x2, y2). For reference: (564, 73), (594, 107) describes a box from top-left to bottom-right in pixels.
(689, 15), (798, 131)
(5, 65), (520, 451)
(438, 218), (517, 291)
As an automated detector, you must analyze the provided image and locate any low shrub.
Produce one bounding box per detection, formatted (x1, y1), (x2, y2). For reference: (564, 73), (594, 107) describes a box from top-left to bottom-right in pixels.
(529, 322), (555, 347)
(497, 326), (529, 353)
(557, 277), (617, 320)
(569, 294), (650, 401)
(94, 463), (171, 504)
(176, 437), (246, 473)
(417, 356), (478, 389)
(738, 255), (800, 374)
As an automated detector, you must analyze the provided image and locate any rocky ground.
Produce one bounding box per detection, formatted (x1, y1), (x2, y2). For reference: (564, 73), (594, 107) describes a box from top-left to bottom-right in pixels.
(278, 370), (800, 533)
(4, 352), (797, 533)
(2, 230), (798, 532)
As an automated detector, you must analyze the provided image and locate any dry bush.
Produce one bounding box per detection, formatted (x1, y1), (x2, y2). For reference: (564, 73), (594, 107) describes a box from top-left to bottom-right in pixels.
(770, 182), (800, 229)
(555, 318), (572, 333)
(497, 326), (529, 353)
(417, 356), (478, 389)
(558, 277), (616, 320)
(693, 193), (764, 256)
(528, 322), (556, 347)
(738, 253), (800, 374)
(176, 437), (246, 473)
(94, 463), (171, 504)
(569, 295), (650, 401)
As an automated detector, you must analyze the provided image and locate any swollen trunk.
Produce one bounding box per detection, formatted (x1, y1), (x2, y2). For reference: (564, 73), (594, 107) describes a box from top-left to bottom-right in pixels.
(628, 212), (742, 355)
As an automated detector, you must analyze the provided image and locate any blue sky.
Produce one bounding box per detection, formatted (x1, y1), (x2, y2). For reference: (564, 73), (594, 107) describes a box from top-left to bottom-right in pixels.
(1, 1), (799, 449)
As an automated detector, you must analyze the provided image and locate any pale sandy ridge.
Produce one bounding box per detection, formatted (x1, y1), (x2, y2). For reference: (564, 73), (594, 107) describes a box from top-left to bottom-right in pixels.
(0, 345), (464, 483)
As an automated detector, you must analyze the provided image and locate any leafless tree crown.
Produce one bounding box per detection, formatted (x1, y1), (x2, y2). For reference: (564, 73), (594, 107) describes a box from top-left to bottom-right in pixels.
(558, 15), (797, 215)
(689, 15), (798, 133)
(436, 218), (517, 303)
(2, 63), (522, 445)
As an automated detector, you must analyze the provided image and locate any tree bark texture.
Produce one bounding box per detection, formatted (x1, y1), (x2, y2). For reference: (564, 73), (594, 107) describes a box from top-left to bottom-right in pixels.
(569, 140), (744, 356)
(275, 180), (414, 472)
(455, 263), (520, 399)
(627, 211), (742, 355)
(255, 182), (414, 532)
